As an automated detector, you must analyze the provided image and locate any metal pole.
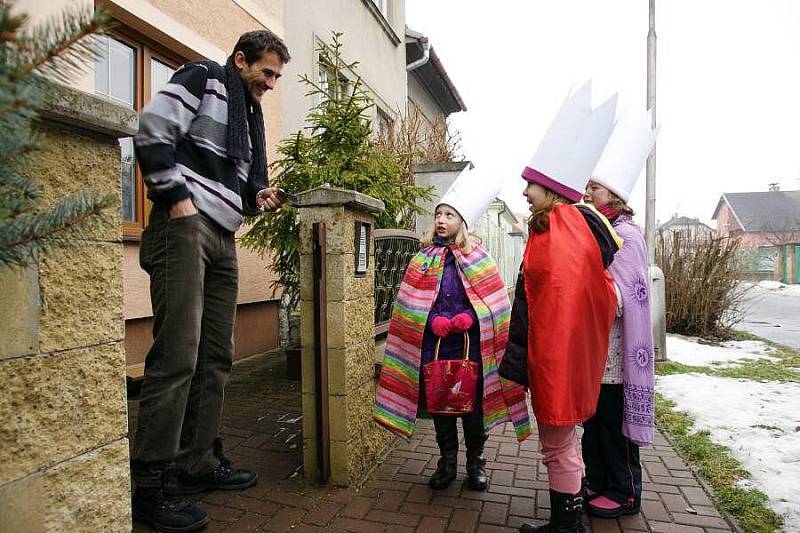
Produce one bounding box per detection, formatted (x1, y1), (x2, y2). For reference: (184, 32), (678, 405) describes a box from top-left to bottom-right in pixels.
(645, 0), (657, 264)
(646, 0), (668, 361)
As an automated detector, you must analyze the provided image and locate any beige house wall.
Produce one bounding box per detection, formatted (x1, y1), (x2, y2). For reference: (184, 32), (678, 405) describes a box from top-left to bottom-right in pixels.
(282, 0), (407, 139)
(407, 72), (443, 126)
(406, 72), (446, 154)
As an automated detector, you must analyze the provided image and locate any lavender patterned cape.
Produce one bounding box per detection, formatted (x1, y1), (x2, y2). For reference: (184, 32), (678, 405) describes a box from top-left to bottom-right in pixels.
(609, 215), (655, 446)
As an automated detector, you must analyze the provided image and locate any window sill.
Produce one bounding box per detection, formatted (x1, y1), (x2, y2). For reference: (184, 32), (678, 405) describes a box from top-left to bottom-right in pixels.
(123, 226), (143, 242)
(360, 0), (401, 46)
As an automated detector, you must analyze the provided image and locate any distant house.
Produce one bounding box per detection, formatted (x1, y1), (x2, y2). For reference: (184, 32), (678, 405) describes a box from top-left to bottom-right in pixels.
(657, 214), (714, 245)
(712, 189), (800, 283)
(712, 190), (800, 245)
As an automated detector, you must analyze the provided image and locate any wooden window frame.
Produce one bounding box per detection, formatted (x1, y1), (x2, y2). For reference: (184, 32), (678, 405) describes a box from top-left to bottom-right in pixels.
(102, 26), (186, 240)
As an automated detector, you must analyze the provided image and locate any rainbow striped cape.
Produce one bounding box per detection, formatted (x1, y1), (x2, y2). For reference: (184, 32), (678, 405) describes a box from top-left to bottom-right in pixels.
(373, 242), (531, 442)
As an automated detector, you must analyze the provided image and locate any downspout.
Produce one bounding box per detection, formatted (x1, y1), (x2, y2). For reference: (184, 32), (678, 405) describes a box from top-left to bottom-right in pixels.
(406, 36), (430, 71)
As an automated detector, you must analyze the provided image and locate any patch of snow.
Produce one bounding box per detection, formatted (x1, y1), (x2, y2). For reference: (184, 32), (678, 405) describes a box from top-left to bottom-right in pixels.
(743, 280), (800, 298)
(666, 334), (777, 367)
(658, 373), (800, 532)
(779, 284), (800, 297)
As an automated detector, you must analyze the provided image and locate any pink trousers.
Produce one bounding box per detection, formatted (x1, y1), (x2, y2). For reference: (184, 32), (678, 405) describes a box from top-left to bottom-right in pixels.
(537, 422), (584, 494)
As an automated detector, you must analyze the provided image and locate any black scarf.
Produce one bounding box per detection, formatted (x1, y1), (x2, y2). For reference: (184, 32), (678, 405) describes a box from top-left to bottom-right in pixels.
(224, 57), (267, 208)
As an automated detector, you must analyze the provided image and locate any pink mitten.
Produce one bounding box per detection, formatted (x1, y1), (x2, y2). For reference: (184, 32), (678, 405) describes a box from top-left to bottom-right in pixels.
(431, 315), (453, 337)
(451, 312), (474, 333)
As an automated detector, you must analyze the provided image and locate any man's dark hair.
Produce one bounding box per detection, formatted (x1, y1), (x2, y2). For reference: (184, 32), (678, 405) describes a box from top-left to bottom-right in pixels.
(233, 30), (291, 64)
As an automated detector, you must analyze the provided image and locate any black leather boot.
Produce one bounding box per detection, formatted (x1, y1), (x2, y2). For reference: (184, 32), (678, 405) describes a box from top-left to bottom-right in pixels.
(519, 489), (586, 533)
(180, 438), (258, 494)
(463, 412), (489, 491)
(132, 465), (209, 532)
(430, 416), (459, 489)
(428, 452), (458, 489)
(466, 452), (488, 491)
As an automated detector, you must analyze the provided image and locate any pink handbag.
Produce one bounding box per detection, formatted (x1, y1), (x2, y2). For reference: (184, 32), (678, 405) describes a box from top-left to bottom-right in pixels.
(423, 333), (479, 416)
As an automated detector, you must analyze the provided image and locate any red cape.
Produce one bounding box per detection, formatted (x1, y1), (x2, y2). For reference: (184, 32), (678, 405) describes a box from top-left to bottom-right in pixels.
(524, 204), (617, 425)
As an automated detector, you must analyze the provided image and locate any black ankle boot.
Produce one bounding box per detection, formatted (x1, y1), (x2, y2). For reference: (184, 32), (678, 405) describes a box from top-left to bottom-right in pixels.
(180, 438), (258, 494)
(466, 452), (488, 491)
(462, 411), (488, 491)
(430, 416), (459, 489)
(519, 489), (586, 533)
(132, 465), (209, 533)
(428, 453), (458, 489)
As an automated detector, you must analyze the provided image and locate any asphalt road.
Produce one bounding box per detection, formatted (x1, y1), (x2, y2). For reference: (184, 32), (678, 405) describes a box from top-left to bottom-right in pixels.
(739, 288), (800, 350)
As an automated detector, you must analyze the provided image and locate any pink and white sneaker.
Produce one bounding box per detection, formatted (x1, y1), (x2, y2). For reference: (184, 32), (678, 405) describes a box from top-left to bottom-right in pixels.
(587, 495), (640, 518)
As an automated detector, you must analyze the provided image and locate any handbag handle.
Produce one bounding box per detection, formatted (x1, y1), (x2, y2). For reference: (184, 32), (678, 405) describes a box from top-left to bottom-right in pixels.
(433, 331), (470, 361)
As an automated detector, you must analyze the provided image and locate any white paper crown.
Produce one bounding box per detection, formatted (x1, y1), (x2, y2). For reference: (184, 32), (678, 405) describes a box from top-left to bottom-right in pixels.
(522, 81), (617, 201)
(438, 166), (499, 228)
(591, 108), (658, 202)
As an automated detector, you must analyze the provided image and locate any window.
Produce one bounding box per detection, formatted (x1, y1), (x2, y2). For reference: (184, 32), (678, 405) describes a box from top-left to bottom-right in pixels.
(376, 108), (394, 140)
(318, 65), (350, 103)
(150, 59), (176, 96)
(372, 0), (388, 18)
(318, 67), (330, 101)
(95, 35), (135, 107)
(756, 246), (778, 272)
(94, 31), (181, 239)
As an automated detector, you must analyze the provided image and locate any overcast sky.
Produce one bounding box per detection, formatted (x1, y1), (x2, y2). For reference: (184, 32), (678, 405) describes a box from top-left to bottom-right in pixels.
(405, 0), (800, 226)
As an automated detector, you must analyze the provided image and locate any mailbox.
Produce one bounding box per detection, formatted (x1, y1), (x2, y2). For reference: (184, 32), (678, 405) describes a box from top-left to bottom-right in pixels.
(354, 221), (370, 277)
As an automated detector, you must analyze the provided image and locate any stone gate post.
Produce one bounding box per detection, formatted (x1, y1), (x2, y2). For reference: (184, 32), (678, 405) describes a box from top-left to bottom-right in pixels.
(0, 84), (136, 532)
(296, 185), (394, 485)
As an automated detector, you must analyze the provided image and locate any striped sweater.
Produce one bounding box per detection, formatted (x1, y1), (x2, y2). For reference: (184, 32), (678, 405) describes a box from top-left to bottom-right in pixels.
(373, 242), (531, 442)
(134, 60), (265, 232)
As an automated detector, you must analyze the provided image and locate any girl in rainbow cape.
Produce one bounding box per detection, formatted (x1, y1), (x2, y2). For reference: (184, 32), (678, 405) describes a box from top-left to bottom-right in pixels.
(374, 166), (531, 491)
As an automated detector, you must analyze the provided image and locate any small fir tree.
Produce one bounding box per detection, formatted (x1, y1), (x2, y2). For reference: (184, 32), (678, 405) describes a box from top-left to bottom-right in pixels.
(0, 2), (114, 268)
(242, 32), (432, 309)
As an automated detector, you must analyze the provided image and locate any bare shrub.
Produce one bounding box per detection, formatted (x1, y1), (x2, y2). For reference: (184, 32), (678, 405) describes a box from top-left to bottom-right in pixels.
(377, 107), (463, 179)
(376, 108), (462, 229)
(655, 232), (748, 339)
(424, 115), (462, 163)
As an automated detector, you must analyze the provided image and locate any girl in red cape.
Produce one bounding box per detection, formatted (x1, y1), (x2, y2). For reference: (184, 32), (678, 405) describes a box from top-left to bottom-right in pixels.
(500, 177), (622, 533)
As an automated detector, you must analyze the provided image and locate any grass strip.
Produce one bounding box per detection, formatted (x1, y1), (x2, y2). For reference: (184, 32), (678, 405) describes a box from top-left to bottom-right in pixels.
(655, 394), (783, 533)
(659, 332), (800, 383)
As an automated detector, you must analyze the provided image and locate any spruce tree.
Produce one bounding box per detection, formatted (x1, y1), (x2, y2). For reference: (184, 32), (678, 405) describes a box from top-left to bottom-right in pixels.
(0, 1), (113, 268)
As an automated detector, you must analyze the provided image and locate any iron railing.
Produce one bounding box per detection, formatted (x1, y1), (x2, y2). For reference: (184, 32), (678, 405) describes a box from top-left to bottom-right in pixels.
(374, 229), (420, 335)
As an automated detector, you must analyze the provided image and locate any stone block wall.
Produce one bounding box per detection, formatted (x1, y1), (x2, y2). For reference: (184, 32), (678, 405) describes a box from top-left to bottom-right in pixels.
(0, 85), (137, 532)
(297, 186), (394, 486)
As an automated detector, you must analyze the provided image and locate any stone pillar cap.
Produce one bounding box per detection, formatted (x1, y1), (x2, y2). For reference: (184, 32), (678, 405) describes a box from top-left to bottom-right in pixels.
(412, 161), (471, 174)
(40, 82), (139, 138)
(294, 184), (385, 214)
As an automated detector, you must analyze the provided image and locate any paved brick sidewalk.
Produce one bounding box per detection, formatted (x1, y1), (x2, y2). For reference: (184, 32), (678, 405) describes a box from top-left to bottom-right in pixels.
(130, 351), (736, 532)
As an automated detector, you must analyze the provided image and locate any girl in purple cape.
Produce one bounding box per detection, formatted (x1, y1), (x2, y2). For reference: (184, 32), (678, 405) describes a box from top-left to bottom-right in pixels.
(580, 110), (657, 519)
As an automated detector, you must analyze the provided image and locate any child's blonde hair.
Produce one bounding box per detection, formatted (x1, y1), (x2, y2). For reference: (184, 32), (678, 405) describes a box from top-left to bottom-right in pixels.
(528, 188), (571, 233)
(420, 211), (480, 254)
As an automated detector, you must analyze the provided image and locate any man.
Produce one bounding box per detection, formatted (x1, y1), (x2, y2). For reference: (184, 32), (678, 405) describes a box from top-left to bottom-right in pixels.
(132, 30), (290, 532)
